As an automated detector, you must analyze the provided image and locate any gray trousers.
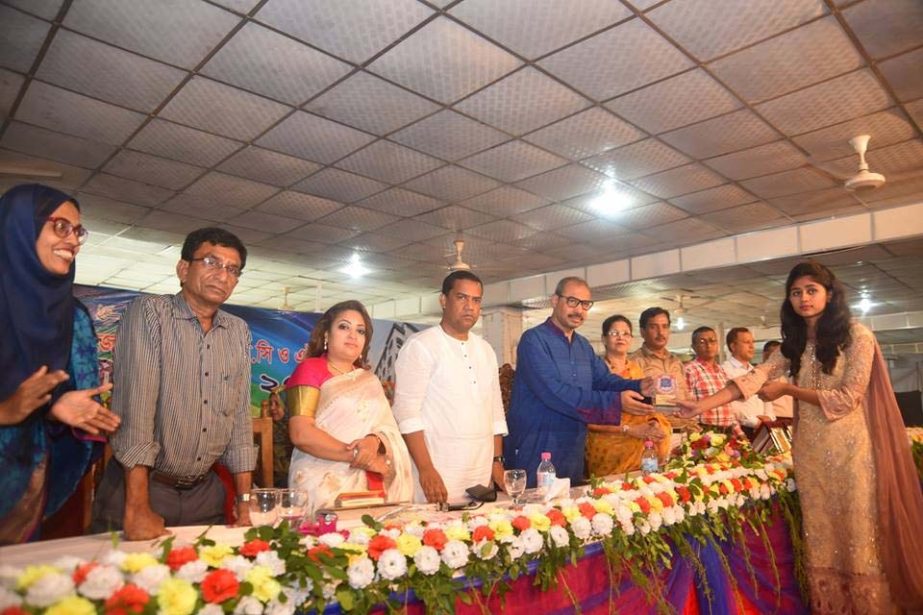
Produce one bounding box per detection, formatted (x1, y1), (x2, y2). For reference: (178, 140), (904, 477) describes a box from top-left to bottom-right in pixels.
(89, 461), (225, 534)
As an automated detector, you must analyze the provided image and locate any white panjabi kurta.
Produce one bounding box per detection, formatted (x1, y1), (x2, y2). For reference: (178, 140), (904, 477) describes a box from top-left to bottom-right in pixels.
(721, 356), (774, 427)
(392, 326), (508, 503)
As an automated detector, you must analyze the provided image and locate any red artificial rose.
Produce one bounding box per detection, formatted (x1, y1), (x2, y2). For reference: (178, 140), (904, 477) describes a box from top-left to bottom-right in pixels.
(240, 539), (271, 558)
(634, 497), (651, 514)
(511, 515), (531, 532)
(742, 478), (754, 490)
(656, 492), (674, 508)
(201, 569), (240, 604)
(72, 562), (97, 585)
(578, 502), (597, 520)
(472, 525), (495, 542)
(592, 486), (612, 497)
(104, 584), (150, 615)
(642, 475), (656, 484)
(664, 471), (677, 480)
(676, 486), (692, 504)
(2, 607), (30, 615)
(545, 509), (567, 527)
(719, 483), (730, 495)
(621, 482), (633, 491)
(422, 528), (448, 551)
(308, 544), (334, 563)
(165, 546), (198, 571)
(730, 479), (743, 493)
(692, 438), (709, 450)
(367, 535), (397, 561)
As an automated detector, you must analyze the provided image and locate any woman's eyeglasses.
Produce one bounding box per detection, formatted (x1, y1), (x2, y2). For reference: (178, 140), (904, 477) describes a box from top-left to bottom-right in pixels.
(606, 330), (632, 338)
(46, 217), (89, 245)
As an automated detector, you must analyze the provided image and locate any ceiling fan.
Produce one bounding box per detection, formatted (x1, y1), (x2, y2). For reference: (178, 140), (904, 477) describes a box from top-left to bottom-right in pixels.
(447, 238), (472, 272)
(810, 134), (886, 192)
(659, 293), (700, 315)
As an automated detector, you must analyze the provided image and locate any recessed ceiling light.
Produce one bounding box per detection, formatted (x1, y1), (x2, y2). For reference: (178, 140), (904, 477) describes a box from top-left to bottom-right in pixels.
(590, 180), (631, 216)
(340, 253), (370, 278)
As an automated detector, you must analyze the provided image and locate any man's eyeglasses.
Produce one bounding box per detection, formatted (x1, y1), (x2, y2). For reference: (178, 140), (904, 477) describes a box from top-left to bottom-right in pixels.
(46, 217), (89, 245)
(606, 330), (632, 338)
(189, 255), (243, 278)
(557, 294), (594, 310)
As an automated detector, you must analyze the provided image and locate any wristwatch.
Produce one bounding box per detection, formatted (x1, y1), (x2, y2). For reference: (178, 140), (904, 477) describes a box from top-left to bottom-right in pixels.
(235, 493), (250, 505)
(492, 455), (505, 465)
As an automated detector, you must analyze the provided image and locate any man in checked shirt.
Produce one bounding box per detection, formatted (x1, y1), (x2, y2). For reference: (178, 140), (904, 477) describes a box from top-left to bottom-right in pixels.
(91, 228), (255, 540)
(684, 326), (739, 434)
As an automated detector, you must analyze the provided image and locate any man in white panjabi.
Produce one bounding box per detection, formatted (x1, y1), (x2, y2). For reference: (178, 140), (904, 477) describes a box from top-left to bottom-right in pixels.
(721, 327), (774, 437)
(392, 271), (507, 504)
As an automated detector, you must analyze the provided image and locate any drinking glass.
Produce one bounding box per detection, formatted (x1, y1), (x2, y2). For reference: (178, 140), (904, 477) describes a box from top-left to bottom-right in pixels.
(248, 488), (280, 527)
(503, 469), (527, 506)
(277, 489), (309, 528)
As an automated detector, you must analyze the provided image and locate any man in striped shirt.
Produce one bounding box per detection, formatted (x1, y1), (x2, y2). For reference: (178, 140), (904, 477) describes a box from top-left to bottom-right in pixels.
(684, 326), (737, 430)
(91, 228), (255, 540)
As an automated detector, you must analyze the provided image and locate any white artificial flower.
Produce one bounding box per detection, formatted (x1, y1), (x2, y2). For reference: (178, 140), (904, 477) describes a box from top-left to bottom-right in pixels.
(591, 513), (613, 537)
(570, 517), (591, 541)
(347, 557), (375, 589)
(755, 469), (768, 481)
(321, 581), (338, 601)
(0, 586), (22, 610)
(25, 572), (74, 608)
(347, 530), (370, 546)
(507, 537), (525, 560)
(377, 549), (408, 581)
(520, 529), (544, 555)
(549, 526), (570, 549)
(51, 556), (84, 574)
(615, 505), (633, 526)
(176, 560), (208, 584)
(441, 540), (469, 569)
(265, 600), (296, 615)
(78, 565), (124, 600)
(318, 532), (345, 548)
(620, 520), (635, 536)
(222, 556), (255, 582)
(760, 485), (771, 500)
(281, 585), (312, 610)
(648, 512), (662, 532)
(403, 523), (425, 538)
(380, 528), (401, 540)
(199, 605), (225, 615)
(234, 595), (264, 615)
(786, 478), (796, 492)
(130, 563), (170, 594)
(100, 550), (127, 568)
(473, 540), (499, 561)
(637, 519), (651, 536)
(413, 546), (441, 576)
(255, 551), (286, 577)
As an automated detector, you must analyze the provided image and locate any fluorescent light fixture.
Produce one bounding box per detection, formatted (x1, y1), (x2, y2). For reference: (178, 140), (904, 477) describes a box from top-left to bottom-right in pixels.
(675, 316), (686, 331)
(857, 296), (873, 314)
(590, 180), (631, 216)
(340, 253), (370, 278)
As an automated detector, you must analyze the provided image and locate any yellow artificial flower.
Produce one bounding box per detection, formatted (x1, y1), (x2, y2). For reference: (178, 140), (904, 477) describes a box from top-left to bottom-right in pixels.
(16, 565), (59, 590)
(689, 432), (702, 442)
(629, 502), (641, 514)
(445, 525), (470, 542)
(592, 499), (614, 516)
(339, 542), (367, 554)
(649, 496), (664, 512)
(561, 505), (581, 523)
(199, 543), (234, 567)
(716, 452), (731, 463)
(157, 578), (198, 615)
(46, 596), (96, 615)
(396, 533), (422, 557)
(120, 553), (159, 573)
(246, 565), (281, 602)
(529, 513), (551, 533)
(488, 518), (513, 540)
(711, 434), (726, 447)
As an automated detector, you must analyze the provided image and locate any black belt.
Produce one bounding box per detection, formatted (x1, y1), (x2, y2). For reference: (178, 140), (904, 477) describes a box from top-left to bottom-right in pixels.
(150, 470), (209, 490)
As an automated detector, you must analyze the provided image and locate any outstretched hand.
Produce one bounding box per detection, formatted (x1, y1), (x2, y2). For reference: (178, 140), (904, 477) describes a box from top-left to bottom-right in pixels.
(622, 390), (655, 416)
(675, 399), (703, 420)
(0, 366), (70, 426)
(50, 382), (120, 435)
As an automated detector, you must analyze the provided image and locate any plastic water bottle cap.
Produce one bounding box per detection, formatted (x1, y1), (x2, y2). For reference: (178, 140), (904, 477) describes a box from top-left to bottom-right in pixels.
(540, 452), (551, 461)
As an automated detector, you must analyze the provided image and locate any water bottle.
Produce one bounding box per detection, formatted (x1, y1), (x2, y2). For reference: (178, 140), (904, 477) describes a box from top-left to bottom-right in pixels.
(640, 440), (659, 476)
(536, 452), (556, 495)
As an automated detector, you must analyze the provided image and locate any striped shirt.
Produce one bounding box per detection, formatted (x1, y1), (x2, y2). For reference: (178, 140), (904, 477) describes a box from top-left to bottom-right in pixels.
(110, 292), (255, 477)
(684, 358), (736, 427)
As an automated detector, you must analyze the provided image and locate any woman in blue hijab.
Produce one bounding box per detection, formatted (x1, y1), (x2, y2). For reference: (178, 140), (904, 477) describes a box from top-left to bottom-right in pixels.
(0, 183), (120, 543)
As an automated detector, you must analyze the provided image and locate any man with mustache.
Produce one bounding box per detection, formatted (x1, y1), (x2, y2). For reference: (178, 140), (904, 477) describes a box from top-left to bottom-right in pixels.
(505, 277), (653, 487)
(630, 306), (691, 406)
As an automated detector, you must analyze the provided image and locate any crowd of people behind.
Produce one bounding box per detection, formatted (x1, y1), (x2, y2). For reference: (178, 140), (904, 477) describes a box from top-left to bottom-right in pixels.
(2, 184), (922, 612)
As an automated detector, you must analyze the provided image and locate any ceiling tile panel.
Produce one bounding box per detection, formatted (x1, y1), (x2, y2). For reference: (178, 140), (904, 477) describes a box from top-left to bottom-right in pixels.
(103, 150), (204, 190)
(767, 186), (858, 216)
(354, 188), (444, 217)
(741, 167), (837, 198)
(629, 163), (726, 198)
(906, 99), (923, 128)
(842, 0), (923, 59)
(77, 193), (151, 225)
(660, 109), (780, 158)
(0, 5), (51, 73)
(36, 30), (186, 113)
(642, 217), (725, 243)
(460, 140), (567, 182)
(878, 48), (923, 103)
(459, 186), (550, 216)
(700, 202), (785, 232)
(0, 68), (24, 119)
(256, 111), (375, 164)
(63, 0), (240, 69)
(256, 0), (433, 64)
(646, 0), (826, 62)
(755, 69), (892, 135)
(225, 209), (302, 234)
(450, 0), (631, 59)
(1, 121), (116, 169)
(179, 172), (277, 210)
(388, 241), (451, 262)
(283, 222), (360, 244)
(612, 201), (689, 230)
(218, 223), (273, 245)
(791, 108), (915, 160)
(415, 205), (497, 231)
(82, 172), (174, 206)
(335, 140), (444, 183)
(403, 165), (501, 202)
(539, 18), (693, 100)
(159, 76), (291, 141)
(555, 219), (629, 242)
(708, 16), (863, 103)
(390, 110), (509, 161)
(511, 204), (593, 230)
(564, 183), (661, 217)
(140, 208), (211, 234)
(255, 190), (343, 221)
(343, 232), (415, 253)
(210, 0), (260, 13)
(217, 146), (321, 187)
(605, 69), (741, 135)
(704, 141), (809, 180)
(367, 16), (522, 104)
(670, 184), (759, 214)
(315, 205), (399, 232)
(128, 119), (244, 167)
(17, 81), (147, 145)
(582, 138), (690, 180)
(5, 0), (64, 20)
(0, 149), (92, 191)
(515, 164), (608, 201)
(509, 231), (573, 252)
(292, 168), (387, 203)
(379, 220), (449, 243)
(523, 107), (646, 160)
(454, 67), (591, 136)
(822, 139), (923, 177)
(466, 219), (539, 243)
(202, 22), (352, 105)
(304, 71), (440, 135)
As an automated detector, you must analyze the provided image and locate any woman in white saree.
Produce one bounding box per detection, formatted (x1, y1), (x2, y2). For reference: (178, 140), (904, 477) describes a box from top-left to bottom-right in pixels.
(286, 300), (412, 515)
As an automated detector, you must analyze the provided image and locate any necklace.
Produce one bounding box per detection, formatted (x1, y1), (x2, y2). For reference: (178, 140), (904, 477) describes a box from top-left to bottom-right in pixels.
(327, 361), (352, 375)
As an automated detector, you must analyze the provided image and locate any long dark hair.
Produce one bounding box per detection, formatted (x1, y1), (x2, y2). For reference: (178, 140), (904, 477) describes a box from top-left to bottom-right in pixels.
(780, 261), (852, 377)
(306, 300), (374, 368)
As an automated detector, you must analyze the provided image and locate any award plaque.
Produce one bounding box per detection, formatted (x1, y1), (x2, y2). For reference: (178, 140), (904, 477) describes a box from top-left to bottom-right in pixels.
(654, 375), (678, 409)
